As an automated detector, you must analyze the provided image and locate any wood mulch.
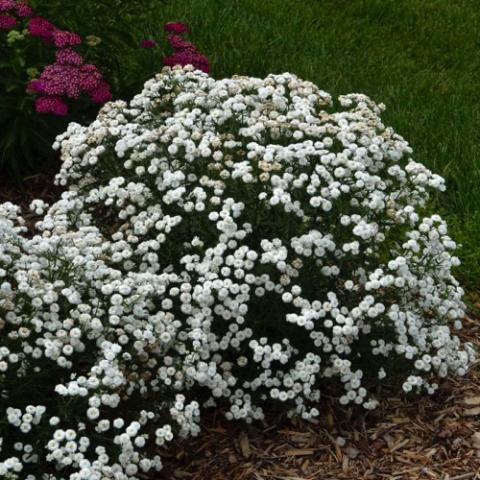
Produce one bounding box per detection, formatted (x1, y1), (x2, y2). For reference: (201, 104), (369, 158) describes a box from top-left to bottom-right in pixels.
(0, 164), (60, 206)
(158, 305), (480, 480)
(0, 165), (62, 231)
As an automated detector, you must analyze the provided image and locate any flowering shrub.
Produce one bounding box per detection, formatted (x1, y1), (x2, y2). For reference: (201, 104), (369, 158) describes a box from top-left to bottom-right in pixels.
(0, 67), (474, 478)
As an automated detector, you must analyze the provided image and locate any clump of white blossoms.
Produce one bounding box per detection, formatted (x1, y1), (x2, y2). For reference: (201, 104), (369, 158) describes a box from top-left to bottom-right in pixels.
(0, 66), (475, 479)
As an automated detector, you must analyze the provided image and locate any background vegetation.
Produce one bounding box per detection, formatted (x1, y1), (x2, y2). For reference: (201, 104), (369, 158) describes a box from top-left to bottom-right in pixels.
(160, 0), (480, 288)
(2, 0), (479, 288)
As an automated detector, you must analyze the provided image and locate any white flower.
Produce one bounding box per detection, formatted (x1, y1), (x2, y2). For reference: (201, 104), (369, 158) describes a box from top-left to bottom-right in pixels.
(0, 67), (473, 479)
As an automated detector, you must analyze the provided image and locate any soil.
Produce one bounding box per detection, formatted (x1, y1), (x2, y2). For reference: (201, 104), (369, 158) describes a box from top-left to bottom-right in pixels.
(0, 164), (61, 206)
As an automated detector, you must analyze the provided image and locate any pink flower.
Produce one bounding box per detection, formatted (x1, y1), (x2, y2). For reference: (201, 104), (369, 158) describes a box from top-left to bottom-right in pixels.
(167, 34), (194, 50)
(27, 79), (43, 93)
(26, 8), (112, 115)
(28, 65), (81, 98)
(0, 0), (15, 12)
(140, 39), (156, 49)
(30, 62), (106, 99)
(55, 48), (83, 66)
(28, 17), (55, 41)
(15, 2), (33, 17)
(30, 60), (111, 115)
(35, 96), (68, 116)
(163, 50), (209, 73)
(78, 64), (103, 91)
(162, 22), (209, 73)
(0, 14), (16, 29)
(30, 64), (86, 98)
(164, 22), (188, 34)
(89, 81), (112, 103)
(52, 29), (81, 48)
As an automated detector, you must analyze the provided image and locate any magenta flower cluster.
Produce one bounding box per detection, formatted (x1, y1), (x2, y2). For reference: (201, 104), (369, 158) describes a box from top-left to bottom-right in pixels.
(28, 16), (82, 48)
(34, 96), (68, 116)
(25, 7), (111, 115)
(140, 39), (156, 49)
(28, 26), (111, 115)
(29, 44), (111, 110)
(0, 14), (16, 29)
(139, 23), (210, 73)
(164, 22), (189, 35)
(0, 0), (111, 115)
(27, 16), (54, 40)
(0, 0), (31, 29)
(163, 22), (209, 73)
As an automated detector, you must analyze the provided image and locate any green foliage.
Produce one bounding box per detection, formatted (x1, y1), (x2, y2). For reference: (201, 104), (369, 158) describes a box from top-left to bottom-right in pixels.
(0, 0), (170, 178)
(29, 0), (169, 99)
(0, 26), (61, 175)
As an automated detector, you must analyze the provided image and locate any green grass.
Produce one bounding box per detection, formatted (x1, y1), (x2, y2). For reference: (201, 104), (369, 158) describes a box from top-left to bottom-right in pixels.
(156, 0), (480, 287)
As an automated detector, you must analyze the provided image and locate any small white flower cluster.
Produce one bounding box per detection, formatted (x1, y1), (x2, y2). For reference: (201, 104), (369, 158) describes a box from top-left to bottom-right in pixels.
(6, 406), (46, 433)
(0, 66), (475, 479)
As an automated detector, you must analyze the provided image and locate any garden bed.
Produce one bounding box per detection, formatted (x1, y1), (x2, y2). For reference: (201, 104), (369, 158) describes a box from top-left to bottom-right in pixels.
(1, 2), (479, 477)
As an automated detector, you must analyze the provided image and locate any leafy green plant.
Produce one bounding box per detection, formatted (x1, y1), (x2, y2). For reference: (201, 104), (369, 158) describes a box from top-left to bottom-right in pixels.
(0, 0), (169, 178)
(0, 19), (63, 175)
(28, 0), (170, 100)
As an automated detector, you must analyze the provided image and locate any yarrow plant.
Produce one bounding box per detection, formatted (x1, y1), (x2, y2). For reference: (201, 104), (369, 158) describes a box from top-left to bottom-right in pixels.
(163, 22), (209, 73)
(0, 66), (474, 478)
(0, 0), (32, 26)
(1, 1), (111, 115)
(0, 6), (209, 176)
(0, 0), (112, 174)
(26, 14), (112, 115)
(28, 55), (112, 115)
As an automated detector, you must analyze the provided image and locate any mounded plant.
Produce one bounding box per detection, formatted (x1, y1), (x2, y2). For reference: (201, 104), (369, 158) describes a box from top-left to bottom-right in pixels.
(0, 66), (474, 479)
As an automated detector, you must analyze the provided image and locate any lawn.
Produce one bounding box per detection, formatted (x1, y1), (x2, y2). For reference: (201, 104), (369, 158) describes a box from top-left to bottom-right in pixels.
(158, 0), (480, 288)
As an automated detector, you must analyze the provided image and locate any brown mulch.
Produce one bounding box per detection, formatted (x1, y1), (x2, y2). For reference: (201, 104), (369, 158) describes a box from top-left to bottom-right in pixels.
(0, 165), (63, 231)
(0, 164), (61, 206)
(158, 306), (480, 480)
